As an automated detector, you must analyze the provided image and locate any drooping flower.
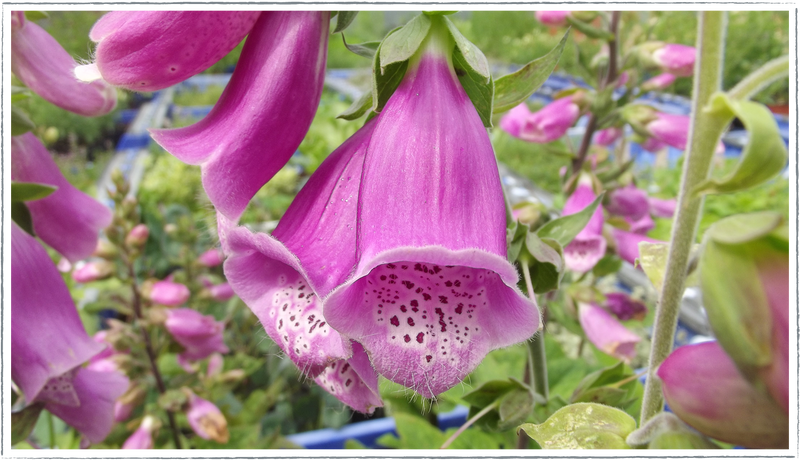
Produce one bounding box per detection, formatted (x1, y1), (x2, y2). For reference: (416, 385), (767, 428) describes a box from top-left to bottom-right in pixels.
(646, 112), (690, 150)
(611, 228), (660, 266)
(165, 308), (229, 364)
(122, 415), (156, 449)
(146, 279), (191, 306)
(561, 174), (606, 273)
(641, 72), (676, 91)
(498, 103), (531, 138)
(658, 342), (788, 448)
(323, 21), (539, 398)
(11, 133), (112, 263)
(605, 184), (649, 221)
(72, 260), (114, 283)
(150, 12), (329, 221)
(84, 11), (261, 92)
(535, 11), (570, 26)
(517, 96), (581, 143)
(604, 292), (647, 321)
(198, 248), (225, 267)
(578, 303), (641, 362)
(594, 127), (623, 146)
(626, 213), (656, 235)
(11, 11), (116, 116)
(648, 197), (677, 219)
(652, 44), (696, 77)
(314, 342), (383, 414)
(185, 392), (229, 443)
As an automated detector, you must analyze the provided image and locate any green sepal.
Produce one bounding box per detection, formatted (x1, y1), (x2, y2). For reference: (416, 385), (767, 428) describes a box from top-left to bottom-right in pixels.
(11, 403), (45, 446)
(337, 91), (373, 120)
(521, 234), (564, 293)
(590, 86), (616, 122)
(692, 93), (787, 196)
(627, 413), (720, 449)
(591, 254), (622, 277)
(332, 11), (359, 34)
(507, 220), (529, 263)
(12, 106), (35, 136)
(12, 201), (35, 236)
(453, 46), (495, 127)
(565, 16), (614, 41)
(493, 30), (570, 113)
(569, 362), (638, 410)
(24, 11), (49, 21)
(442, 16), (490, 81)
(371, 27), (408, 113)
(11, 181), (57, 202)
(497, 387), (536, 430)
(518, 402), (636, 449)
(341, 34), (380, 59)
(379, 14), (432, 71)
(536, 193), (604, 247)
(649, 431), (721, 449)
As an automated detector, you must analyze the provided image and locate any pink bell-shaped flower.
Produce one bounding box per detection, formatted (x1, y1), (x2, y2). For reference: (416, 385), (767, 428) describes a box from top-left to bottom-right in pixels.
(640, 136), (667, 153)
(626, 213), (656, 235)
(604, 292), (647, 321)
(122, 416), (156, 449)
(151, 12), (329, 221)
(562, 175), (606, 273)
(72, 260), (114, 283)
(593, 127), (623, 146)
(165, 308), (229, 363)
(606, 184), (650, 221)
(11, 133), (112, 263)
(648, 197), (677, 218)
(86, 11), (260, 91)
(659, 342), (788, 448)
(125, 224), (149, 248)
(324, 22), (539, 398)
(11, 12), (116, 116)
(198, 248), (225, 267)
(652, 44), (696, 77)
(611, 228), (660, 266)
(646, 112), (690, 150)
(209, 282), (235, 301)
(578, 302), (641, 362)
(186, 392), (229, 443)
(535, 11), (570, 26)
(314, 342), (383, 414)
(519, 96), (581, 143)
(498, 103), (531, 138)
(147, 279), (191, 306)
(641, 72), (676, 91)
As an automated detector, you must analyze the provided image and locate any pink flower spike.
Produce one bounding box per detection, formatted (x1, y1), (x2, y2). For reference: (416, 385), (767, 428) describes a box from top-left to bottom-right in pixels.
(593, 127), (622, 146)
(148, 280), (190, 306)
(209, 282), (235, 301)
(11, 224), (105, 403)
(324, 24), (539, 398)
(314, 342), (384, 414)
(611, 228), (660, 266)
(578, 303), (641, 362)
(659, 342), (788, 448)
(519, 96), (581, 143)
(165, 308), (229, 363)
(89, 12), (260, 91)
(652, 44), (696, 77)
(198, 248), (225, 267)
(498, 103), (531, 138)
(648, 197), (677, 219)
(122, 416), (155, 449)
(606, 184), (649, 221)
(186, 393), (229, 443)
(11, 134), (112, 263)
(562, 175), (606, 273)
(604, 292), (647, 321)
(11, 13), (116, 116)
(535, 11), (570, 26)
(641, 72), (676, 91)
(150, 12), (329, 221)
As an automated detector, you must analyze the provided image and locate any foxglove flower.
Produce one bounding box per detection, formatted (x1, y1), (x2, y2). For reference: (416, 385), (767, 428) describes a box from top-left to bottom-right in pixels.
(640, 136), (667, 153)
(198, 248), (225, 267)
(652, 44), (696, 77)
(626, 213), (655, 235)
(165, 308), (229, 364)
(146, 279), (190, 306)
(151, 12), (329, 221)
(84, 11), (260, 91)
(605, 292), (647, 321)
(122, 416), (155, 449)
(224, 120), (377, 380)
(186, 392), (229, 443)
(649, 197), (677, 218)
(606, 184), (649, 221)
(535, 11), (570, 26)
(611, 228), (659, 266)
(314, 342), (383, 414)
(646, 112), (690, 150)
(518, 96), (581, 143)
(594, 127), (622, 146)
(323, 23), (539, 398)
(562, 175), (606, 273)
(11, 12), (116, 116)
(641, 72), (676, 91)
(125, 224), (149, 248)
(498, 103), (531, 138)
(86, 331), (123, 373)
(209, 282), (235, 301)
(579, 303), (641, 361)
(11, 133), (112, 263)
(72, 260), (114, 283)
(659, 342), (788, 448)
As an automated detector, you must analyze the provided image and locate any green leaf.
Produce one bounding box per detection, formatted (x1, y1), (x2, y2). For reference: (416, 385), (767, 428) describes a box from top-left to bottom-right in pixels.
(462, 379), (520, 408)
(379, 14), (432, 70)
(536, 193), (604, 247)
(11, 181), (57, 202)
(341, 34), (380, 59)
(333, 11), (359, 34)
(443, 16), (490, 81)
(12, 403), (45, 445)
(371, 30), (408, 113)
(11, 86), (31, 103)
(523, 234), (564, 293)
(518, 402), (636, 449)
(493, 30), (570, 113)
(693, 93), (787, 196)
(337, 91), (373, 120)
(639, 242), (701, 291)
(24, 11), (48, 21)
(592, 254), (622, 277)
(498, 388), (535, 430)
(705, 210), (782, 245)
(565, 16), (614, 41)
(12, 201), (35, 236)
(12, 106), (35, 136)
(377, 412), (447, 449)
(507, 220), (529, 263)
(344, 439), (368, 449)
(453, 46), (495, 127)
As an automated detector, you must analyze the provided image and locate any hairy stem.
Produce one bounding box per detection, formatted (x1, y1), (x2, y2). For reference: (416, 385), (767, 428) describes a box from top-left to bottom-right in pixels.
(440, 400), (500, 449)
(520, 263), (548, 400)
(728, 55), (789, 101)
(639, 11), (727, 423)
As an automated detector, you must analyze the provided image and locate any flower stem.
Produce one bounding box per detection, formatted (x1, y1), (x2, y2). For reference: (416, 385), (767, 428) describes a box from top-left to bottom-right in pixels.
(440, 400), (500, 449)
(728, 54), (789, 101)
(47, 411), (55, 448)
(639, 11), (727, 424)
(520, 263), (548, 401)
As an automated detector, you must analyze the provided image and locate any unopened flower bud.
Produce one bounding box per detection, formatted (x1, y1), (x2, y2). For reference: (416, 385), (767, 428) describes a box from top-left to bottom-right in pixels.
(122, 415), (155, 449)
(641, 72), (676, 92)
(206, 353), (224, 378)
(535, 10), (570, 26)
(185, 392), (229, 443)
(93, 238), (118, 259)
(125, 224), (149, 248)
(593, 127), (622, 147)
(219, 369), (246, 383)
(120, 196), (138, 217)
(652, 44), (695, 77)
(72, 260), (114, 283)
(209, 283), (235, 302)
(146, 279), (190, 306)
(197, 248), (225, 267)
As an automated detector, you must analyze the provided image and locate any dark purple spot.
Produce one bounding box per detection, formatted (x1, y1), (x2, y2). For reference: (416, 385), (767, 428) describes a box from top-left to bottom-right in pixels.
(439, 295), (449, 304)
(404, 335), (411, 343)
(345, 379), (352, 387)
(341, 363), (350, 373)
(380, 275), (387, 281)
(402, 280), (415, 289)
(416, 332), (424, 343)
(454, 280), (461, 287)
(423, 293), (432, 301)
(289, 315), (296, 321)
(390, 316), (400, 327)
(410, 300), (419, 307)
(426, 355), (432, 362)
(298, 293), (305, 298)
(401, 265), (408, 269)
(387, 264), (396, 269)
(308, 315), (316, 323)
(455, 304), (464, 314)
(278, 319), (283, 329)
(282, 304), (288, 311)
(407, 317), (415, 326)
(445, 281), (452, 287)
(400, 305), (407, 312)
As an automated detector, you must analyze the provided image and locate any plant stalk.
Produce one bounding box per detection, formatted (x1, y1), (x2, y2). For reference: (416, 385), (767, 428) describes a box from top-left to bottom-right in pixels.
(639, 11), (727, 423)
(520, 263), (548, 401)
(728, 54), (789, 101)
(440, 400), (500, 449)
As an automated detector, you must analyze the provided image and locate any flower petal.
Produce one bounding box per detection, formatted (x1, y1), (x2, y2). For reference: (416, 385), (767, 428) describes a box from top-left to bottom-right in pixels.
(611, 228), (659, 266)
(578, 303), (641, 362)
(606, 184), (649, 221)
(314, 342), (383, 414)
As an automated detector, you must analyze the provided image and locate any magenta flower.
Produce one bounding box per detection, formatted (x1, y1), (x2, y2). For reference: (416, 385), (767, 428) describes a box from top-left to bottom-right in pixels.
(578, 303), (641, 362)
(323, 24), (538, 398)
(72, 260), (114, 283)
(151, 12), (329, 221)
(498, 103), (531, 138)
(11, 133), (112, 263)
(626, 213), (655, 235)
(646, 112), (689, 150)
(86, 330), (123, 374)
(659, 342), (788, 448)
(611, 228), (659, 266)
(122, 416), (155, 449)
(518, 96), (581, 143)
(605, 184), (649, 221)
(594, 127), (622, 146)
(11, 12), (116, 116)
(652, 44), (696, 77)
(165, 308), (229, 363)
(641, 72), (676, 91)
(535, 11), (570, 26)
(125, 224), (149, 247)
(114, 401), (134, 423)
(209, 282), (235, 301)
(604, 292), (647, 321)
(206, 353), (224, 378)
(314, 342), (383, 414)
(198, 248), (225, 267)
(754, 249), (789, 414)
(640, 136), (667, 153)
(147, 279), (190, 306)
(86, 11), (260, 91)
(186, 393), (229, 443)
(648, 197), (677, 218)
(562, 175), (606, 273)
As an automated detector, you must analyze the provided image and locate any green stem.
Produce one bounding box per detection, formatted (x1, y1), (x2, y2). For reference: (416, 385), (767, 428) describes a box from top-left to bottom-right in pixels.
(47, 411), (55, 448)
(728, 55), (789, 101)
(440, 400), (500, 449)
(639, 11), (727, 424)
(520, 263), (548, 400)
